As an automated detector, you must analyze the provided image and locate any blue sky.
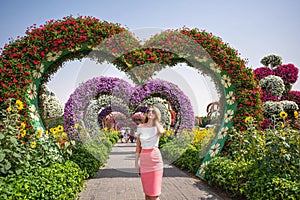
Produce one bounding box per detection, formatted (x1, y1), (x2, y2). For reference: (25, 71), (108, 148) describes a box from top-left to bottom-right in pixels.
(1, 0), (300, 115)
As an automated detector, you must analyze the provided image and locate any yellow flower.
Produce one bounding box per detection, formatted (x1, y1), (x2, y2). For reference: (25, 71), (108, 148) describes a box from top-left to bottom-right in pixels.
(280, 149), (287, 154)
(50, 128), (54, 133)
(36, 129), (43, 138)
(45, 130), (49, 135)
(294, 111), (299, 119)
(15, 100), (24, 110)
(244, 116), (253, 123)
(74, 124), (79, 129)
(20, 122), (26, 129)
(61, 132), (67, 138)
(21, 130), (27, 137)
(279, 111), (288, 120)
(7, 107), (12, 112)
(57, 125), (64, 132)
(52, 128), (58, 134)
(280, 122), (285, 128)
(30, 141), (37, 148)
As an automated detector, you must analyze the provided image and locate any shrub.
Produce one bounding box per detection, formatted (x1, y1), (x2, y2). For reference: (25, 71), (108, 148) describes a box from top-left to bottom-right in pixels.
(283, 90), (300, 108)
(281, 100), (299, 111)
(260, 54), (282, 68)
(69, 145), (103, 178)
(263, 101), (283, 118)
(253, 67), (274, 80)
(210, 117), (300, 199)
(0, 101), (63, 176)
(0, 160), (87, 200)
(273, 64), (299, 85)
(159, 129), (174, 148)
(174, 144), (201, 173)
(245, 174), (300, 200)
(204, 157), (300, 199)
(160, 128), (214, 173)
(160, 132), (192, 164)
(204, 157), (248, 198)
(103, 138), (113, 151)
(260, 75), (285, 98)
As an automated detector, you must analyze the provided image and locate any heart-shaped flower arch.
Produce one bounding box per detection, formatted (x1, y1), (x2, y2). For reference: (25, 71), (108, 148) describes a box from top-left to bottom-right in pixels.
(64, 76), (194, 138)
(0, 16), (264, 177)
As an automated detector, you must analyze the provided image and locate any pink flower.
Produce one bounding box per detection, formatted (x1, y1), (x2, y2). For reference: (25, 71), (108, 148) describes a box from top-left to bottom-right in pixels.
(253, 67), (274, 80)
(273, 64), (299, 84)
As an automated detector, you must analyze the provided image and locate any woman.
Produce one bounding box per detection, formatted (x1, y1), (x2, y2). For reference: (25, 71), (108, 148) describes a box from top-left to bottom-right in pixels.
(135, 106), (165, 200)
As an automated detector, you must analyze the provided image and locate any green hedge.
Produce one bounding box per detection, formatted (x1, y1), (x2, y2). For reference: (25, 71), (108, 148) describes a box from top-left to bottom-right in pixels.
(204, 157), (300, 199)
(0, 160), (87, 200)
(69, 145), (103, 178)
(174, 144), (201, 173)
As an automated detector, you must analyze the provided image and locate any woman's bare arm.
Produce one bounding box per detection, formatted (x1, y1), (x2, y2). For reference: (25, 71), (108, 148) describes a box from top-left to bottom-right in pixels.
(156, 121), (165, 136)
(135, 136), (141, 173)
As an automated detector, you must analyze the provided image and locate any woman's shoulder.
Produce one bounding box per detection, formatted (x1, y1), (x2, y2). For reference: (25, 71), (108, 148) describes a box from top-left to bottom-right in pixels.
(137, 123), (146, 128)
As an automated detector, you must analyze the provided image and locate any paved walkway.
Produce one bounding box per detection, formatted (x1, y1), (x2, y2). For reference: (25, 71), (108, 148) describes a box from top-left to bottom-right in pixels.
(79, 142), (224, 200)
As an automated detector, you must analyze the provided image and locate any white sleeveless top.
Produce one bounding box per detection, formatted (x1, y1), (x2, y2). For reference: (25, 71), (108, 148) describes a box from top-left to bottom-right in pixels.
(136, 127), (159, 149)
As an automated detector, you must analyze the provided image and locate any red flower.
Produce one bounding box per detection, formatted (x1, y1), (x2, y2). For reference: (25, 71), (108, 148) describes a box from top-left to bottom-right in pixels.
(147, 56), (156, 61)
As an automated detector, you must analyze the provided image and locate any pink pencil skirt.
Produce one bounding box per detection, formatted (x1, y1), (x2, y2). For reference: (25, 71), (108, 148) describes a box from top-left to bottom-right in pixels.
(140, 148), (163, 196)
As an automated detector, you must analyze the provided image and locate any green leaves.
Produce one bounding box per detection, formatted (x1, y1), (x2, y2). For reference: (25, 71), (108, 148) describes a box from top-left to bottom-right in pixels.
(0, 161), (87, 200)
(207, 125), (300, 199)
(0, 153), (5, 162)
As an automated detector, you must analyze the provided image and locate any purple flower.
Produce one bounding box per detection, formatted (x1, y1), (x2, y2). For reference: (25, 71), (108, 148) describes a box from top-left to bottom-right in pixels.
(130, 79), (194, 133)
(64, 77), (134, 138)
(64, 77), (195, 138)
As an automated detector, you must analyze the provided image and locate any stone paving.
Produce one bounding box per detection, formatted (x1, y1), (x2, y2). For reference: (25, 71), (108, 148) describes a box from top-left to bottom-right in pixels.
(78, 142), (224, 200)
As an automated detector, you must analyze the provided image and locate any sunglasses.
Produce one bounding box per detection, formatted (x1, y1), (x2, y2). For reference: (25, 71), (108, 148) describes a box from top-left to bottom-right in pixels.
(146, 109), (156, 114)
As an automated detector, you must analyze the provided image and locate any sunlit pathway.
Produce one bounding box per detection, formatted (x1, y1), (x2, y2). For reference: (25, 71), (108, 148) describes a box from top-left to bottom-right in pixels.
(78, 142), (224, 200)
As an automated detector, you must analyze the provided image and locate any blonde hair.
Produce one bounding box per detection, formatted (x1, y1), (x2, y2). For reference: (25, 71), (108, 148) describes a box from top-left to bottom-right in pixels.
(144, 106), (161, 125)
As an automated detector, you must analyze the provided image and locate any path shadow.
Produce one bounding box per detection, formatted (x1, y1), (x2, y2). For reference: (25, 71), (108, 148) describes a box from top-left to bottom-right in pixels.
(92, 166), (190, 179)
(109, 151), (136, 155)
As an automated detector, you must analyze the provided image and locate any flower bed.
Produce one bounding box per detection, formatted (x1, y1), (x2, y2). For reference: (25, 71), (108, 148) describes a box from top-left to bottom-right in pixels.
(204, 115), (300, 199)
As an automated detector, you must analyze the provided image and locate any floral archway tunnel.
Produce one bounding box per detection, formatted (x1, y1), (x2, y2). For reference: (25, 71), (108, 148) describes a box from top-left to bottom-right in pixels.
(64, 76), (194, 137)
(0, 16), (263, 177)
(129, 79), (194, 133)
(64, 76), (134, 138)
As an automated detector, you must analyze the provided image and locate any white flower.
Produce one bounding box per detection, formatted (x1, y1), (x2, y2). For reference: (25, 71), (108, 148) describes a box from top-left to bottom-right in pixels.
(29, 104), (40, 121)
(209, 143), (220, 158)
(199, 161), (209, 175)
(218, 126), (228, 139)
(33, 65), (44, 79)
(226, 91), (235, 105)
(27, 84), (37, 100)
(30, 112), (40, 121)
(209, 63), (221, 74)
(197, 56), (208, 63)
(46, 52), (62, 62)
(221, 74), (231, 88)
(260, 75), (284, 98)
(224, 109), (234, 123)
